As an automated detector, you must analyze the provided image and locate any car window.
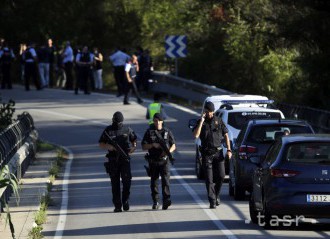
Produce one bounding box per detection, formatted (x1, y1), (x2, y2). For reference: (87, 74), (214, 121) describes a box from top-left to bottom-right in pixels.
(227, 112), (282, 130)
(247, 125), (313, 143)
(236, 126), (247, 146)
(287, 142), (330, 164)
(265, 141), (282, 165)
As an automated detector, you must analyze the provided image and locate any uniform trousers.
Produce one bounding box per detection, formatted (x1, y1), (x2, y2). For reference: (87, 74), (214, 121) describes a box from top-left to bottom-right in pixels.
(113, 65), (125, 96)
(1, 63), (12, 89)
(108, 158), (132, 209)
(24, 62), (41, 90)
(150, 160), (171, 203)
(202, 150), (225, 205)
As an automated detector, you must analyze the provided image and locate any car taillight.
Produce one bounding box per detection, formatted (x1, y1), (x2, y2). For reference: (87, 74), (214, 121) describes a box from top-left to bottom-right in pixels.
(270, 169), (300, 178)
(239, 145), (258, 153)
(239, 145), (257, 159)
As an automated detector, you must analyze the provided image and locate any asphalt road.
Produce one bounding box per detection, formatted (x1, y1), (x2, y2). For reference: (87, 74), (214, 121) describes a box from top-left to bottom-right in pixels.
(1, 85), (329, 239)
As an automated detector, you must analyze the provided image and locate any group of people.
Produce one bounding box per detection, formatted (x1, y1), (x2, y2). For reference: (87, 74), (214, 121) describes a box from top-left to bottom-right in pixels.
(0, 38), (104, 94)
(109, 47), (153, 105)
(99, 100), (232, 212)
(1, 38), (153, 104)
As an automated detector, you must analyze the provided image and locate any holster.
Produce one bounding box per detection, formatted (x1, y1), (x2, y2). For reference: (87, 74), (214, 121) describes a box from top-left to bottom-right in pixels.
(104, 162), (110, 174)
(144, 153), (152, 162)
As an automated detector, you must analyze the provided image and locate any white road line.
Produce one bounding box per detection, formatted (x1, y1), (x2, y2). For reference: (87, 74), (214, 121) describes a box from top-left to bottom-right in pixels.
(54, 146), (73, 239)
(171, 167), (238, 239)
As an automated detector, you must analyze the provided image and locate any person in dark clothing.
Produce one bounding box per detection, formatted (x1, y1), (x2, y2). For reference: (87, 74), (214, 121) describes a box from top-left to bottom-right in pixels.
(141, 113), (176, 210)
(123, 54), (143, 105)
(99, 111), (137, 212)
(193, 101), (232, 208)
(0, 42), (15, 89)
(139, 49), (153, 92)
(23, 43), (41, 91)
(75, 46), (93, 94)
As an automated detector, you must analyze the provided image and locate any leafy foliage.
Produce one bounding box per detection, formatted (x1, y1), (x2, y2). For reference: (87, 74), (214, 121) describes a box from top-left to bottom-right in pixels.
(0, 0), (329, 109)
(0, 96), (15, 130)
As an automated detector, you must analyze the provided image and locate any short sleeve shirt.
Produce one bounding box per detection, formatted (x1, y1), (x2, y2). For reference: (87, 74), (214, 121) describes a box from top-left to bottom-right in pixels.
(197, 116), (228, 149)
(141, 127), (175, 159)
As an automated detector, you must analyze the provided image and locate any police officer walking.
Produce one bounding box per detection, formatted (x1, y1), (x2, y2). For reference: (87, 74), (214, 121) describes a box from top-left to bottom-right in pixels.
(141, 113), (176, 210)
(123, 54), (144, 105)
(193, 101), (232, 208)
(99, 111), (137, 212)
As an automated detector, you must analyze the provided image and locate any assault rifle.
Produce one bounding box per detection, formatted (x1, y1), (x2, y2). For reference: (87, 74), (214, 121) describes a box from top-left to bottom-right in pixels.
(104, 130), (129, 162)
(153, 130), (175, 164)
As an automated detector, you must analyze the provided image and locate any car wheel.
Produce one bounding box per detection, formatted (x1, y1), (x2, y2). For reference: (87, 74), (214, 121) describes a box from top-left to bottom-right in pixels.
(228, 178), (234, 196)
(261, 196), (272, 229)
(249, 195), (258, 224)
(195, 148), (204, 180)
(234, 181), (245, 200)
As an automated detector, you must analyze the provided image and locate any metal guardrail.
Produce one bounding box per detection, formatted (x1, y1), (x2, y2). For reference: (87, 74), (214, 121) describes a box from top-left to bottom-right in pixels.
(150, 71), (330, 133)
(0, 112), (37, 206)
(0, 112), (35, 169)
(151, 71), (232, 104)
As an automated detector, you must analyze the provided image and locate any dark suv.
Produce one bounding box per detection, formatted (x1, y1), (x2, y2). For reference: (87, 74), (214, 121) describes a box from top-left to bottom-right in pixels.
(229, 119), (315, 200)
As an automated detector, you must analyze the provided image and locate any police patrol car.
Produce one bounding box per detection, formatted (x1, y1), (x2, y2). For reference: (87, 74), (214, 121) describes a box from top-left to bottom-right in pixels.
(189, 94), (285, 179)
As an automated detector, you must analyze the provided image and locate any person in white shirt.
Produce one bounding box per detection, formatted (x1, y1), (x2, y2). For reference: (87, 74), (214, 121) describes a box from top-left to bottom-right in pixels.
(62, 41), (74, 90)
(123, 54), (143, 105)
(109, 48), (130, 97)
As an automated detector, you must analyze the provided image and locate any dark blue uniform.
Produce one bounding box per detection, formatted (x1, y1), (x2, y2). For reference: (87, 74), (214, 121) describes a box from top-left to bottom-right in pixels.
(197, 115), (228, 207)
(99, 123), (137, 212)
(141, 127), (175, 209)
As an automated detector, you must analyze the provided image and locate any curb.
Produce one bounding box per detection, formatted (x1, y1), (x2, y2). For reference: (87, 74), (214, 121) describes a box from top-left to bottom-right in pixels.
(0, 147), (60, 239)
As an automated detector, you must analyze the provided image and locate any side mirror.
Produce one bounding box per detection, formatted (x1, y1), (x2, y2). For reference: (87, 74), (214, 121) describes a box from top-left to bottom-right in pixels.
(188, 119), (198, 129)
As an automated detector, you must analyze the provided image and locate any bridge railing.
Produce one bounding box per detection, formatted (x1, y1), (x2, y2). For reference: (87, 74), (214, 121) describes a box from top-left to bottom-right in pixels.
(0, 112), (38, 206)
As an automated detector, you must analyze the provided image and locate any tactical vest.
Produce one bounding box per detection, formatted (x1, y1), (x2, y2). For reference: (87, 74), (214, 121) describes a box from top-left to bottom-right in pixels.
(129, 63), (137, 78)
(1, 48), (12, 64)
(24, 48), (33, 61)
(200, 116), (224, 151)
(106, 126), (131, 157)
(147, 128), (171, 159)
(148, 103), (161, 124)
(80, 52), (90, 63)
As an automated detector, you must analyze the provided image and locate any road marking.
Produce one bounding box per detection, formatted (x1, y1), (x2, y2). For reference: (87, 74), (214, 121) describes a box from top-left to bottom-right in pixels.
(171, 167), (238, 239)
(54, 146), (73, 239)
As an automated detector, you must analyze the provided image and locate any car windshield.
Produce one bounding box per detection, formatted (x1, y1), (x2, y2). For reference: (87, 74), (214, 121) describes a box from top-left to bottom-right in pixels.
(247, 125), (313, 143)
(227, 112), (281, 130)
(287, 142), (330, 164)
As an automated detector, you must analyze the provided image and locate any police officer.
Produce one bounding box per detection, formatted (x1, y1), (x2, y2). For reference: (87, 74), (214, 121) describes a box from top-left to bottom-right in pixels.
(75, 46), (93, 94)
(141, 113), (176, 210)
(0, 42), (15, 89)
(99, 111), (137, 212)
(23, 42), (41, 91)
(193, 101), (232, 208)
(123, 54), (143, 105)
(146, 93), (167, 128)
